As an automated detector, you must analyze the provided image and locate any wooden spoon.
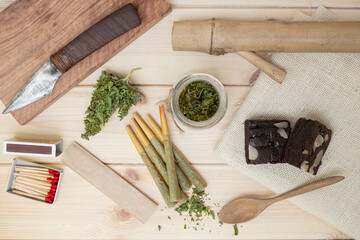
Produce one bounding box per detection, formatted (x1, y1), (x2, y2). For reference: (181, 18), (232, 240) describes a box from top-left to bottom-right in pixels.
(219, 176), (344, 224)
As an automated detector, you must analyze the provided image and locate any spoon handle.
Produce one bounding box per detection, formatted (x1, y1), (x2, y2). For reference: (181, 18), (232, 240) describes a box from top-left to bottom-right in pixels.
(270, 176), (344, 203)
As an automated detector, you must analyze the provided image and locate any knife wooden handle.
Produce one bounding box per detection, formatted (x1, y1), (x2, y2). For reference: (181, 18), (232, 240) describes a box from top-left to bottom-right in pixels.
(50, 3), (140, 73)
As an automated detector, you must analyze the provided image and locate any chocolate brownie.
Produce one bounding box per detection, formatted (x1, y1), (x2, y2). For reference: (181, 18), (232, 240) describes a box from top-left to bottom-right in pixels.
(245, 120), (291, 164)
(284, 118), (332, 175)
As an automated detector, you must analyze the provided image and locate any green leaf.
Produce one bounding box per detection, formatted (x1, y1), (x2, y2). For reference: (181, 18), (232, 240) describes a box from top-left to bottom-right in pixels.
(81, 68), (142, 140)
(233, 224), (238, 236)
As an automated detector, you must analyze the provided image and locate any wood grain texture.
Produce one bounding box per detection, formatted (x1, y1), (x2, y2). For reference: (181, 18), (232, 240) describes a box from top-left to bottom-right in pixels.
(2, 0), (360, 10)
(62, 142), (157, 223)
(77, 8), (360, 86)
(0, 86), (251, 165)
(169, 0), (360, 8)
(0, 0), (171, 125)
(1, 1), (359, 239)
(0, 164), (349, 239)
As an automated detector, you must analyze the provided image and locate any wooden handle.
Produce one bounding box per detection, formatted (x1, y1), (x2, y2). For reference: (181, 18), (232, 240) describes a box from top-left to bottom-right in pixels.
(272, 176), (344, 203)
(50, 4), (140, 73)
(172, 19), (360, 53)
(236, 51), (286, 84)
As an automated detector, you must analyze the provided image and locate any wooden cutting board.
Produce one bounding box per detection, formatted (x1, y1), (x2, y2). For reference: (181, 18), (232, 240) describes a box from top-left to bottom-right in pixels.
(0, 0), (171, 125)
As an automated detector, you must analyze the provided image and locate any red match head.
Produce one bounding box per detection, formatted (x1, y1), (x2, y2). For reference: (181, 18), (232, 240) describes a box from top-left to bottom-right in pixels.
(45, 197), (53, 203)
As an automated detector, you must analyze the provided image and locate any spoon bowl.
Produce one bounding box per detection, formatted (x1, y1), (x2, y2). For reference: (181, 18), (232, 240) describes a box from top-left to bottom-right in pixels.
(219, 198), (267, 224)
(219, 176), (344, 224)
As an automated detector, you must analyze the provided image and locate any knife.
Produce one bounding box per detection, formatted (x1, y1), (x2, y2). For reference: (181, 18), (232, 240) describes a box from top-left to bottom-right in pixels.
(2, 3), (140, 114)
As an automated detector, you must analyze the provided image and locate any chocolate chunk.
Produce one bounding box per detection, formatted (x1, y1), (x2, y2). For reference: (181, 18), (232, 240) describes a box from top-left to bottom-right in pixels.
(245, 120), (291, 164)
(284, 118), (332, 175)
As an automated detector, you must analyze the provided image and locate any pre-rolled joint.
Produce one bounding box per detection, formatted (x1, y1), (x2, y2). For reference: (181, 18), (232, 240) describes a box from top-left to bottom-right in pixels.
(126, 125), (145, 154)
(134, 113), (156, 139)
(131, 119), (151, 146)
(159, 105), (169, 136)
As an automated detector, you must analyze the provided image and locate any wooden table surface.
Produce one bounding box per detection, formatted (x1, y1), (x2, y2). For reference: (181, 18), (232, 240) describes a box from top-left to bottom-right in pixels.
(1, 1), (359, 239)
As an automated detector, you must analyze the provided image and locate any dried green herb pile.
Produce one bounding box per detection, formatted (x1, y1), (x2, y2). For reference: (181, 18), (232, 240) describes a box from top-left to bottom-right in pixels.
(175, 188), (215, 221)
(178, 81), (219, 121)
(81, 68), (142, 140)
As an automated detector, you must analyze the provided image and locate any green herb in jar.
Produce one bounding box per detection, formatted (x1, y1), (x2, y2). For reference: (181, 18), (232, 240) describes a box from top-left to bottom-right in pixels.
(178, 81), (219, 121)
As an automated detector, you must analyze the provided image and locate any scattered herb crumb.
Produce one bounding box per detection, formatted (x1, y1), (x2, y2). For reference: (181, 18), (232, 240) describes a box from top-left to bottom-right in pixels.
(233, 224), (238, 236)
(184, 224), (186, 229)
(175, 188), (215, 221)
(168, 216), (171, 220)
(158, 225), (161, 231)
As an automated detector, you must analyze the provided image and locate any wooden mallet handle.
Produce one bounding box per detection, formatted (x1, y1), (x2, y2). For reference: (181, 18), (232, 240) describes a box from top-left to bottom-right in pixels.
(236, 51), (286, 83)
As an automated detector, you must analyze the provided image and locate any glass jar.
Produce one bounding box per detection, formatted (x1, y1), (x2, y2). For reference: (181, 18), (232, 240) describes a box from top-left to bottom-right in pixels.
(171, 73), (227, 129)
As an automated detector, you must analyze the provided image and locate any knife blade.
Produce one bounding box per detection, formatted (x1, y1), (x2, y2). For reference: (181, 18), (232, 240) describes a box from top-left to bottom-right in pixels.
(3, 3), (140, 114)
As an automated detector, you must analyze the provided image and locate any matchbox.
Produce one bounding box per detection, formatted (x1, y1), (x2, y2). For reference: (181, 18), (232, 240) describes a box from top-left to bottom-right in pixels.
(3, 138), (63, 157)
(6, 159), (63, 204)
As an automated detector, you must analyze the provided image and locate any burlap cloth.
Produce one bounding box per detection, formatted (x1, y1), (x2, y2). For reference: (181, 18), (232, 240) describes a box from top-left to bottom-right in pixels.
(215, 6), (360, 239)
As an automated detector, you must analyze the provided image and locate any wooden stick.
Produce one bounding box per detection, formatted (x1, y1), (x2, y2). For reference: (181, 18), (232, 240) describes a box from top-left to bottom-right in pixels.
(15, 167), (56, 175)
(146, 114), (207, 191)
(126, 126), (174, 207)
(14, 172), (57, 181)
(12, 189), (52, 203)
(12, 184), (48, 197)
(134, 113), (191, 192)
(13, 182), (51, 196)
(15, 179), (55, 191)
(15, 171), (55, 178)
(16, 176), (52, 187)
(159, 105), (180, 201)
(16, 166), (53, 173)
(236, 51), (286, 84)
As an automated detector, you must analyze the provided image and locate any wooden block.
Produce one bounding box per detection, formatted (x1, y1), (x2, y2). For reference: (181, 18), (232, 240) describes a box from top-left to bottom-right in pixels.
(61, 141), (157, 223)
(0, 0), (171, 125)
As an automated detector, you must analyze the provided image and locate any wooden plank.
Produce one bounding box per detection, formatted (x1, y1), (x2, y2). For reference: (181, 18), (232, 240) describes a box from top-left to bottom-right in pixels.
(0, 85), (250, 164)
(0, 0), (171, 125)
(0, 164), (349, 239)
(2, 0), (360, 11)
(79, 8), (360, 86)
(1, 7), (360, 89)
(61, 142), (157, 223)
(0, 0), (11, 10)
(169, 0), (360, 8)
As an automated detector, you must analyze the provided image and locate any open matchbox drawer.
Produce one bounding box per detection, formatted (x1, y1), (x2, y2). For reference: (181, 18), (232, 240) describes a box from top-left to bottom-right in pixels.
(6, 159), (63, 204)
